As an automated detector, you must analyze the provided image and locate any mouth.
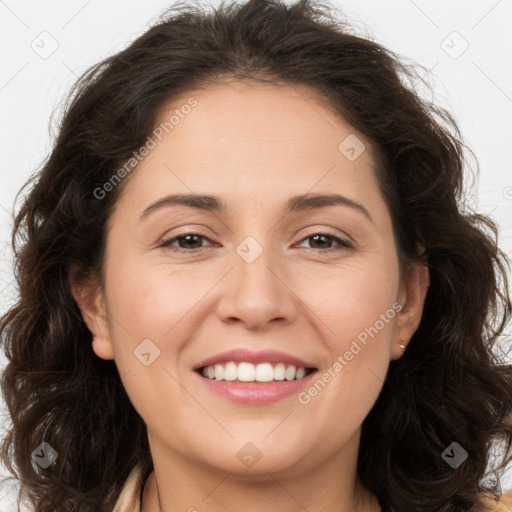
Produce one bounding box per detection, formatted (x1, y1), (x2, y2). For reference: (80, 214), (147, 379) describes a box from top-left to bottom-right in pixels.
(194, 362), (319, 404)
(195, 361), (318, 383)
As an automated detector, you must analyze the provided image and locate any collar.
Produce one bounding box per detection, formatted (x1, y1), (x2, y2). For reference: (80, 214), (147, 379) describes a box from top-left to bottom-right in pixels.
(112, 463), (145, 512)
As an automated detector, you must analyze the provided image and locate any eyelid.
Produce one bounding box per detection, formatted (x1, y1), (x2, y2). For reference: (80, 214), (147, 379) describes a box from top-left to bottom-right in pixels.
(294, 232), (353, 250)
(295, 225), (355, 245)
(158, 228), (354, 252)
(158, 230), (214, 249)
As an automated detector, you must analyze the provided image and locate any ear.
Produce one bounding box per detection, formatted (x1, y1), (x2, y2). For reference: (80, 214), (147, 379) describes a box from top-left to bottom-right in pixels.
(70, 278), (115, 361)
(391, 257), (430, 360)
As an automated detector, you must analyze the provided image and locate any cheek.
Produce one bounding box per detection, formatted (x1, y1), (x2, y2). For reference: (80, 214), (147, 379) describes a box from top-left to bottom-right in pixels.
(302, 255), (400, 345)
(105, 240), (400, 362)
(296, 254), (399, 405)
(294, 295), (397, 451)
(102, 256), (207, 424)
(104, 252), (210, 341)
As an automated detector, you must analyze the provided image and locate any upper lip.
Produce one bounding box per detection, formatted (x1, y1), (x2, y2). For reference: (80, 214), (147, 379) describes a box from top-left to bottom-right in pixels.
(192, 348), (318, 371)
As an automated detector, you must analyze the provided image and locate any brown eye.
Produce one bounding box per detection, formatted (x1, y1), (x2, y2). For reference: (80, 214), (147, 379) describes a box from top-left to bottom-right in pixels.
(159, 233), (211, 251)
(296, 233), (353, 251)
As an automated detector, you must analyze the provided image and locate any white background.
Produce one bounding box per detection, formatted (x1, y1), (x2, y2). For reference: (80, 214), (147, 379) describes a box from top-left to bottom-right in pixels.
(1, 0), (511, 509)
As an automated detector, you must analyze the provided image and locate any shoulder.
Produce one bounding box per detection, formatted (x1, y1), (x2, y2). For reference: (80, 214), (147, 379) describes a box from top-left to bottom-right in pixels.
(479, 492), (512, 511)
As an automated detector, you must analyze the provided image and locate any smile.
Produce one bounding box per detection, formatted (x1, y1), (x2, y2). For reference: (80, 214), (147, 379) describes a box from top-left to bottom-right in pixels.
(197, 361), (316, 382)
(194, 362), (319, 405)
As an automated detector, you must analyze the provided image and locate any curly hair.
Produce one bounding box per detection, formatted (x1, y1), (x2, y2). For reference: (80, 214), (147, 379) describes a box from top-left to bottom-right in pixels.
(1, 0), (511, 510)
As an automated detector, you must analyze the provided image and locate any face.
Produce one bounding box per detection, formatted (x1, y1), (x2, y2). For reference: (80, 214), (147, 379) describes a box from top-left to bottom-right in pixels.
(75, 80), (428, 478)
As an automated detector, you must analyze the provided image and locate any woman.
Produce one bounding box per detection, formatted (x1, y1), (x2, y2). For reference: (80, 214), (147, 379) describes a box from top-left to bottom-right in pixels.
(1, 0), (511, 510)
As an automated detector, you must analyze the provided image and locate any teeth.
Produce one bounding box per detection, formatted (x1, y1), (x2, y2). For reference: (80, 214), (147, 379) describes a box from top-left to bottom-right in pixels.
(224, 361), (237, 381)
(214, 364), (224, 380)
(274, 362), (286, 381)
(200, 361), (312, 382)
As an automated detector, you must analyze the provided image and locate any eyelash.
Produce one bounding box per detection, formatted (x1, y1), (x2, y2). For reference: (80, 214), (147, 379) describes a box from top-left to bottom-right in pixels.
(158, 231), (353, 253)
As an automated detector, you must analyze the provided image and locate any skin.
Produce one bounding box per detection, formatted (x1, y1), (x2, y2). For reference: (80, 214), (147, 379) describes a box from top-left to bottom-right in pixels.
(72, 80), (429, 512)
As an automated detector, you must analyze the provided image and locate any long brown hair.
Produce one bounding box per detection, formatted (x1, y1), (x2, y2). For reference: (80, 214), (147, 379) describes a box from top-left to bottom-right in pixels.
(1, 0), (511, 510)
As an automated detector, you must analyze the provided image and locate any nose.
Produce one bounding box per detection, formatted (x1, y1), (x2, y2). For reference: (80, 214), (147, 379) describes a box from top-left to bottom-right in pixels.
(215, 241), (299, 331)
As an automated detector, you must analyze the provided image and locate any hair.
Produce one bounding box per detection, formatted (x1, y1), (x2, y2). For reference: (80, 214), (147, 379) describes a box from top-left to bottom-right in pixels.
(1, 0), (511, 510)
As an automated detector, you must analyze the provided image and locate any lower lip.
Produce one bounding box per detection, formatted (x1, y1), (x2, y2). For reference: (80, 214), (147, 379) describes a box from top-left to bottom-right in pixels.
(194, 370), (318, 404)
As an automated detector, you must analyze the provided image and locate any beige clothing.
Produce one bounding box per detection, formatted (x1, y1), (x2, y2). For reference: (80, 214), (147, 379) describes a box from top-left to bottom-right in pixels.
(112, 463), (512, 512)
(113, 464), (145, 512)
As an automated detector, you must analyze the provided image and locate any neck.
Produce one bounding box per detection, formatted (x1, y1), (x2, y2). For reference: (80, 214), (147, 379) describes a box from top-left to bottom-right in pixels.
(141, 431), (381, 512)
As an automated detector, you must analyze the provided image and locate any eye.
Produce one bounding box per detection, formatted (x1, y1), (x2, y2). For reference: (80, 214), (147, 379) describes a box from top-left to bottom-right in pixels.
(159, 231), (353, 253)
(159, 232), (212, 252)
(295, 232), (353, 251)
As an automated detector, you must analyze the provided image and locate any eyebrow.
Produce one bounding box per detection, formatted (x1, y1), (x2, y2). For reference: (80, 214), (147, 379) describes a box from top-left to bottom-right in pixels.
(139, 193), (373, 224)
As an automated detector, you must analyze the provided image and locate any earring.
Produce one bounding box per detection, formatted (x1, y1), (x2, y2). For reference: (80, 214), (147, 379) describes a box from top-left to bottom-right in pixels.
(399, 339), (406, 351)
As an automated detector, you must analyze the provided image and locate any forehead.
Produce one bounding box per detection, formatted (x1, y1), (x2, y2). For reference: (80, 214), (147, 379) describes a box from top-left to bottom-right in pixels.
(113, 80), (385, 222)
(154, 79), (365, 156)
